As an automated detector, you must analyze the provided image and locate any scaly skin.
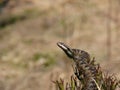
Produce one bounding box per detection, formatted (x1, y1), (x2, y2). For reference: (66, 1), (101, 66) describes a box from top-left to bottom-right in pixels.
(57, 42), (99, 90)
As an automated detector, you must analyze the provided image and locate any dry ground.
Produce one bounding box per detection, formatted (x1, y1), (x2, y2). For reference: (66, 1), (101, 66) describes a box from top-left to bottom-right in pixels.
(0, 0), (120, 90)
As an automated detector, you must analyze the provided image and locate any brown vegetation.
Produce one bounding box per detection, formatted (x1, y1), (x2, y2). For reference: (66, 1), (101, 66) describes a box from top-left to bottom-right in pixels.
(0, 0), (120, 90)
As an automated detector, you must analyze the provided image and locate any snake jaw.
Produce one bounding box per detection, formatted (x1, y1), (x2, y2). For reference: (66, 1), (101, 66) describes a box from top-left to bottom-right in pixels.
(57, 42), (74, 58)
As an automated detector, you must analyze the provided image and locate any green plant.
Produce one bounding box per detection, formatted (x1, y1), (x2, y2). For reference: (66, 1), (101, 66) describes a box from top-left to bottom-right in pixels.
(55, 42), (120, 90)
(32, 53), (56, 67)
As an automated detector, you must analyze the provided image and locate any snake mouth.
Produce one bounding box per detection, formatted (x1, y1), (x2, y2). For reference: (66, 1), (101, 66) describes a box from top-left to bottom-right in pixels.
(57, 42), (73, 58)
(57, 42), (69, 50)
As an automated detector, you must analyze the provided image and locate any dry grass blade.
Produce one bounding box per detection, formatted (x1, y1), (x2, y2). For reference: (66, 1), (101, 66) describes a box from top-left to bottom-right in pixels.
(55, 42), (120, 90)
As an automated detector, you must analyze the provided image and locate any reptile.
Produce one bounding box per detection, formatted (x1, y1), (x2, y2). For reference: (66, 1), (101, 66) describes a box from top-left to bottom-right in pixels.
(57, 42), (100, 90)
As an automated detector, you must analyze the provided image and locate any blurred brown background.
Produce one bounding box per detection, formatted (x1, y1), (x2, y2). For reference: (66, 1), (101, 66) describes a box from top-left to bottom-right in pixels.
(0, 0), (120, 90)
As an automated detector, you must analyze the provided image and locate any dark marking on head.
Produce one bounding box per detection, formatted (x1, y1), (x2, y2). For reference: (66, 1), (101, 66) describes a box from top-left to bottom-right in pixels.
(57, 42), (74, 58)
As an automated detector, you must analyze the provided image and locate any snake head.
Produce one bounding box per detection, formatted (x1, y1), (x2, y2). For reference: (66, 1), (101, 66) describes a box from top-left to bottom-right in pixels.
(57, 42), (90, 62)
(57, 42), (74, 59)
